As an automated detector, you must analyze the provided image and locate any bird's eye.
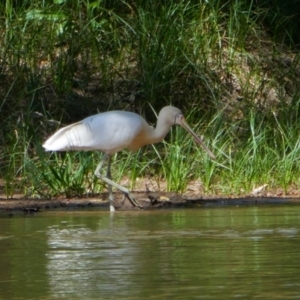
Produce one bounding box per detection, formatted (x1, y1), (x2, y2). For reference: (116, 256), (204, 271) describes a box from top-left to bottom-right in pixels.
(174, 113), (182, 124)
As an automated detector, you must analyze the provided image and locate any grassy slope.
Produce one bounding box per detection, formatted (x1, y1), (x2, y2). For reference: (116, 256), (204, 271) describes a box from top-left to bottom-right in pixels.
(0, 0), (300, 198)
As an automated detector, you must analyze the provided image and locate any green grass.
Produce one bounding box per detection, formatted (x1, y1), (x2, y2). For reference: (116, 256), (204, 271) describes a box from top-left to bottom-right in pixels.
(1, 0), (300, 198)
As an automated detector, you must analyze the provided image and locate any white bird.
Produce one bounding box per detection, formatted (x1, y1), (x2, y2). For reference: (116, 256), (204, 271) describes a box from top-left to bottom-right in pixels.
(43, 106), (215, 211)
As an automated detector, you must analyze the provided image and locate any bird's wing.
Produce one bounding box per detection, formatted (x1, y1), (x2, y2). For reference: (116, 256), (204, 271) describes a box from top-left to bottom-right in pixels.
(84, 111), (145, 153)
(43, 120), (93, 151)
(43, 111), (144, 153)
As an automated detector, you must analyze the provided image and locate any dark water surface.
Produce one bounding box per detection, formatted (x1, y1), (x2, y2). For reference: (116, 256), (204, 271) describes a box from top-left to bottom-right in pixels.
(1, 205), (300, 299)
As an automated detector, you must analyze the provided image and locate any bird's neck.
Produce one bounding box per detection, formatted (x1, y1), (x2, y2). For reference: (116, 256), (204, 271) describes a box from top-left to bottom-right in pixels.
(151, 117), (173, 144)
(129, 114), (174, 152)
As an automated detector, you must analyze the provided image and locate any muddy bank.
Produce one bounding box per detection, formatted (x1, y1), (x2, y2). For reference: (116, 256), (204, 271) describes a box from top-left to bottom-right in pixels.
(1, 191), (300, 214)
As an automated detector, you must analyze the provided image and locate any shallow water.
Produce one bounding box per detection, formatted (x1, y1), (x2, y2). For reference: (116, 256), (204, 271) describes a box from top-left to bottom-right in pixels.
(1, 205), (300, 299)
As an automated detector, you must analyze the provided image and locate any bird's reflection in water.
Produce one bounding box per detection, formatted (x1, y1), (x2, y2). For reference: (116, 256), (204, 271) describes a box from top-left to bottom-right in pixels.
(46, 223), (138, 299)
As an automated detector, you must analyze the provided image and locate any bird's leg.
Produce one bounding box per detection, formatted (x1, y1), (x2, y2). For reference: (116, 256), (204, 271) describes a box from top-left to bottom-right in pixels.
(94, 153), (115, 212)
(94, 153), (143, 209)
(106, 155), (115, 212)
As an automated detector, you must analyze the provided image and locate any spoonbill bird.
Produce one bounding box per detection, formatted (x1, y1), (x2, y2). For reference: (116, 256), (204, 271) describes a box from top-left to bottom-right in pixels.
(43, 106), (215, 211)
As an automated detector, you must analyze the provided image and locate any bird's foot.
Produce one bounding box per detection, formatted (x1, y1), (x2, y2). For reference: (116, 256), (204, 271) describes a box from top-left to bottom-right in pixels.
(125, 192), (143, 209)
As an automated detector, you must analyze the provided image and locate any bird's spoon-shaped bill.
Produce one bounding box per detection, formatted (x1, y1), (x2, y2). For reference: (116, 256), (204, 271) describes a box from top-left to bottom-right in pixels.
(178, 116), (216, 160)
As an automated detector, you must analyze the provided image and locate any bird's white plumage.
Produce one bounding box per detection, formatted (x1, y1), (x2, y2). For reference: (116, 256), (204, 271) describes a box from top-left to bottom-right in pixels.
(43, 106), (215, 211)
(43, 111), (149, 154)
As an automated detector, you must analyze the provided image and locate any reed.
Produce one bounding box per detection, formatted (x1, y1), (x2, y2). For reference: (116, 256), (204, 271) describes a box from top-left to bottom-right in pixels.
(1, 0), (300, 198)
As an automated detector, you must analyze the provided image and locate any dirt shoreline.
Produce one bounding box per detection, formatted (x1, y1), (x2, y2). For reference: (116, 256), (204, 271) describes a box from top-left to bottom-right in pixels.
(1, 191), (300, 213)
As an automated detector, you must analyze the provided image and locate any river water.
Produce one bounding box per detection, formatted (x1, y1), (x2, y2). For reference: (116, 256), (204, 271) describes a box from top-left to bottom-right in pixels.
(1, 204), (300, 299)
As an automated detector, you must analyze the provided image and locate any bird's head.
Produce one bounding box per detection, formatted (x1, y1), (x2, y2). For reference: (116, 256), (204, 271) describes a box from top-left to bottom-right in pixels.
(161, 106), (216, 160)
